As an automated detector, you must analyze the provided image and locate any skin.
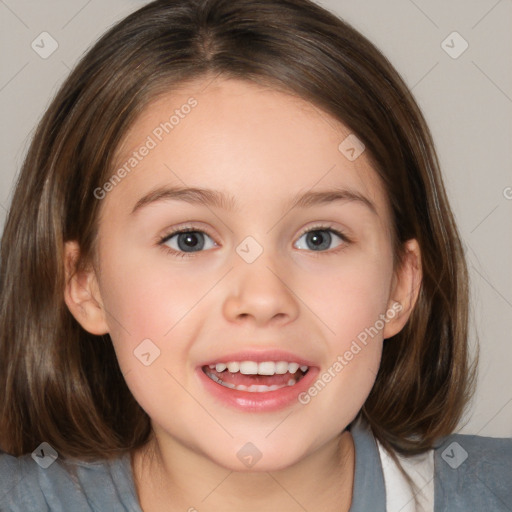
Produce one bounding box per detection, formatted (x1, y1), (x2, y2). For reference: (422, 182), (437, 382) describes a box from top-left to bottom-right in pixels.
(64, 76), (422, 512)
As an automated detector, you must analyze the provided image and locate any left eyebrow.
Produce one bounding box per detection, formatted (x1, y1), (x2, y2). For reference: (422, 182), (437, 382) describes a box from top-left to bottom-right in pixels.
(287, 188), (377, 216)
(130, 185), (377, 216)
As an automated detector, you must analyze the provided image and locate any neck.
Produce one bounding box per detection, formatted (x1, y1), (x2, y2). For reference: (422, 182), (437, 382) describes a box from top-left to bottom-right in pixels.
(131, 428), (355, 512)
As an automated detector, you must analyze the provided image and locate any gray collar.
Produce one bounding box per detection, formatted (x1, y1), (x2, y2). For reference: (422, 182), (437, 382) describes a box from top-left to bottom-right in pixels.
(348, 415), (387, 512)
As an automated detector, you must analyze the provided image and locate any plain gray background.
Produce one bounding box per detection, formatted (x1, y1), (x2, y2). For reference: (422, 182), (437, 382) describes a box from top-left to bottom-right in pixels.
(0, 0), (511, 437)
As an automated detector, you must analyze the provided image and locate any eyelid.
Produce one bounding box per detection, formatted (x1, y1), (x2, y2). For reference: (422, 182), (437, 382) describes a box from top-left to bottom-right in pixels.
(157, 222), (218, 245)
(157, 222), (350, 244)
(157, 224), (218, 259)
(156, 221), (353, 258)
(295, 222), (351, 243)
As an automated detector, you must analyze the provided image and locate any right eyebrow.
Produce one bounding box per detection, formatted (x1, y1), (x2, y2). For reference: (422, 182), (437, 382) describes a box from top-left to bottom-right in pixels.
(130, 186), (238, 215)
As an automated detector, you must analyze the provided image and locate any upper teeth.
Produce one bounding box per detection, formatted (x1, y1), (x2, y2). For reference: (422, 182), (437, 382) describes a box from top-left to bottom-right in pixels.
(208, 361), (309, 375)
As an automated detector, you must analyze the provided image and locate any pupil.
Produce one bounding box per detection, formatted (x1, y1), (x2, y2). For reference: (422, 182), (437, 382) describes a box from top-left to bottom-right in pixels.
(307, 230), (330, 251)
(178, 232), (204, 251)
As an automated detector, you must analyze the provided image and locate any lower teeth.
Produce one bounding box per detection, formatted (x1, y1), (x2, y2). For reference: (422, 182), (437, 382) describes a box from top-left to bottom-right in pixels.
(206, 370), (297, 392)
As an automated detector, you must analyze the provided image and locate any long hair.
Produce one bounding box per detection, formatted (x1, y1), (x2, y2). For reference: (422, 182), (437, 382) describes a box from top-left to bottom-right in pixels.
(0, 0), (476, 477)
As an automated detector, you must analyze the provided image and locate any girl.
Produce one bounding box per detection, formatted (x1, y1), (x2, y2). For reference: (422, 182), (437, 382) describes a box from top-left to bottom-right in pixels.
(0, 0), (510, 511)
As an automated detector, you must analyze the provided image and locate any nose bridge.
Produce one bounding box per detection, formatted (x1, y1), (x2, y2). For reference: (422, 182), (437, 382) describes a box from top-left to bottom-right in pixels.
(222, 238), (300, 326)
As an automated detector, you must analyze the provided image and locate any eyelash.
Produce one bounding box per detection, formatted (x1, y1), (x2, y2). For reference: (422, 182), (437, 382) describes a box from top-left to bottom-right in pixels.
(295, 224), (351, 258)
(157, 225), (217, 259)
(157, 223), (352, 259)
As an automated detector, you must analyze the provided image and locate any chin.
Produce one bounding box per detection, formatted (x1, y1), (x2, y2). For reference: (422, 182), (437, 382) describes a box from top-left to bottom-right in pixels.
(201, 438), (312, 473)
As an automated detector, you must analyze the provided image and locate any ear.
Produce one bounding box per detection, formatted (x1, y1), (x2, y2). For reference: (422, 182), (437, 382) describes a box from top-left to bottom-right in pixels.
(383, 238), (422, 339)
(63, 240), (109, 335)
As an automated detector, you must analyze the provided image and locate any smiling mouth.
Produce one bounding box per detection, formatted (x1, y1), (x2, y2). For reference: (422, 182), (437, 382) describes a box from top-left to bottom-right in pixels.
(202, 361), (310, 393)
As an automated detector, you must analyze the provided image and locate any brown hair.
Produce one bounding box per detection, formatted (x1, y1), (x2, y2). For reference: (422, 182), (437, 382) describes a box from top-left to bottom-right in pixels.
(0, 0), (476, 480)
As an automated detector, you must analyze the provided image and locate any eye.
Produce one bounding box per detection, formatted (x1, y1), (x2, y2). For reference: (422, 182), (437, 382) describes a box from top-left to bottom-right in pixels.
(294, 225), (350, 253)
(157, 224), (351, 259)
(158, 227), (217, 257)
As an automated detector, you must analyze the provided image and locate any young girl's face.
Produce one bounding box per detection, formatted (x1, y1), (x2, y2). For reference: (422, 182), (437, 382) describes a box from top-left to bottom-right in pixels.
(67, 76), (419, 471)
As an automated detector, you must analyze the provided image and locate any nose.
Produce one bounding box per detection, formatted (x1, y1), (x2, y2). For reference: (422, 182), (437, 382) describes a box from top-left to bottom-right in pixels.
(222, 254), (300, 327)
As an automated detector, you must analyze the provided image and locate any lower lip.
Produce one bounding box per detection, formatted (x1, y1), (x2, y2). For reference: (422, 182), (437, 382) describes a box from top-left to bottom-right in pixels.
(196, 366), (320, 412)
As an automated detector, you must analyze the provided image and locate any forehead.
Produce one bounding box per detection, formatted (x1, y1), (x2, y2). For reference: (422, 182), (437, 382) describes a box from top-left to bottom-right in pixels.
(106, 77), (389, 221)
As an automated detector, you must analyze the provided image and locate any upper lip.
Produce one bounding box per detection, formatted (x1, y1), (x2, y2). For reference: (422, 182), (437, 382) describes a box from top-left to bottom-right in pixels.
(199, 349), (317, 368)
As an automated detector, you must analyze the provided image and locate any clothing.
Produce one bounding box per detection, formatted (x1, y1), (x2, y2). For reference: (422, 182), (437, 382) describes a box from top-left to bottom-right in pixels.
(1, 417), (510, 511)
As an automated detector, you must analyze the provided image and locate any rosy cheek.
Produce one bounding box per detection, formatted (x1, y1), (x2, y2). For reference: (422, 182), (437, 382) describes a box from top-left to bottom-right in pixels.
(312, 259), (389, 335)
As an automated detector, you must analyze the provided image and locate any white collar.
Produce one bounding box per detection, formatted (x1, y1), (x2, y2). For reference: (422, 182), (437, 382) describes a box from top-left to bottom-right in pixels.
(377, 439), (435, 512)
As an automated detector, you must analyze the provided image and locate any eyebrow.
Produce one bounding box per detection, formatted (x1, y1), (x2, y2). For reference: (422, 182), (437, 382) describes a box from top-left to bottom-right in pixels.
(130, 185), (377, 216)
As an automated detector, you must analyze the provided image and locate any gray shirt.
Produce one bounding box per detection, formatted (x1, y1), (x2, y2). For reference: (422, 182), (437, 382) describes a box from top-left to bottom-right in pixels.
(1, 417), (510, 511)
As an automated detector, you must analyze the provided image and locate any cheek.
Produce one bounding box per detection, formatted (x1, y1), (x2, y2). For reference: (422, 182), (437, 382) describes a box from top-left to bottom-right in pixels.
(293, 243), (392, 406)
(329, 266), (390, 341)
(319, 251), (393, 408)
(96, 243), (215, 373)
(97, 255), (205, 416)
(298, 245), (393, 344)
